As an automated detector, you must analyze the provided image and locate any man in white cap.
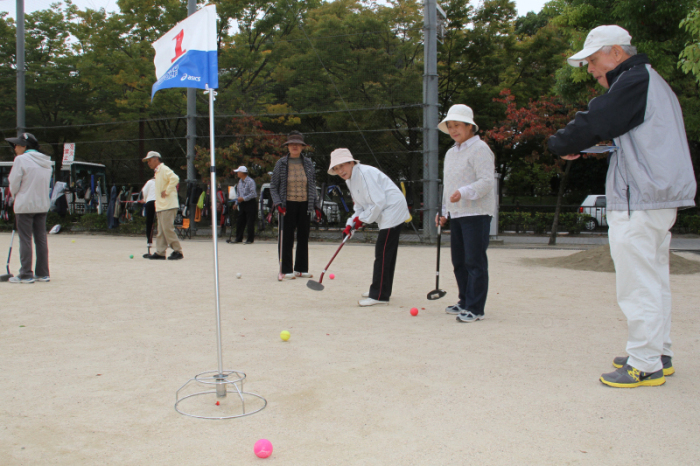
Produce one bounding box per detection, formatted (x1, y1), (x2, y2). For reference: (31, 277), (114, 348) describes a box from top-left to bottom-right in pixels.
(143, 151), (183, 260)
(548, 26), (697, 388)
(328, 149), (409, 306)
(232, 165), (257, 244)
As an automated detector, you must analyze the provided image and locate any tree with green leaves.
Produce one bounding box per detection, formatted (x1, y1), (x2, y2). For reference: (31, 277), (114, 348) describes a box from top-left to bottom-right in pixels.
(679, 7), (700, 84)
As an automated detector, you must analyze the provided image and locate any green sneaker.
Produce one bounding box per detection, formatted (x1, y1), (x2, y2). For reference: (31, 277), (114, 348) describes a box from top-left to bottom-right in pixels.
(613, 355), (674, 376)
(600, 364), (665, 388)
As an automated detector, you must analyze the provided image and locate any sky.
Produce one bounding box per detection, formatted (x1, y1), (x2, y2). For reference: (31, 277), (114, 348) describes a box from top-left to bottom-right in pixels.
(1, 0), (550, 20)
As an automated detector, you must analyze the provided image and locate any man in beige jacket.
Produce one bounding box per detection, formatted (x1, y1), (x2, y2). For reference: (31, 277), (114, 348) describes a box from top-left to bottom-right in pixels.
(143, 151), (183, 260)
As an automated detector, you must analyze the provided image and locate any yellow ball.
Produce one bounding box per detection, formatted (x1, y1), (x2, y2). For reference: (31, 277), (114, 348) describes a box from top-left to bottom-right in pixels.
(280, 330), (290, 341)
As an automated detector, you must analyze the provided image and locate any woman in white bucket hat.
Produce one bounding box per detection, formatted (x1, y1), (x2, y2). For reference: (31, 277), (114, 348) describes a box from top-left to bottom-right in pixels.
(328, 148), (409, 307)
(436, 104), (495, 323)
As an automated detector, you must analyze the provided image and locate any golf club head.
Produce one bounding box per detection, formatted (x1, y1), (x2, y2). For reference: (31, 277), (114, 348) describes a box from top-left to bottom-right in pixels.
(426, 289), (447, 300)
(306, 280), (324, 291)
(0, 273), (13, 282)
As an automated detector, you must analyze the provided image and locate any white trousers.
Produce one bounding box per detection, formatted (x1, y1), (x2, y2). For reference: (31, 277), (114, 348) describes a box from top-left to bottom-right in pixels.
(608, 209), (677, 373)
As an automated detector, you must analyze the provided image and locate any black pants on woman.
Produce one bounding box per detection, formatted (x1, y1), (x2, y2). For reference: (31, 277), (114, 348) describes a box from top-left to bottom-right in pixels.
(280, 200), (310, 274)
(235, 199), (258, 243)
(450, 215), (491, 316)
(145, 200), (156, 244)
(369, 223), (403, 302)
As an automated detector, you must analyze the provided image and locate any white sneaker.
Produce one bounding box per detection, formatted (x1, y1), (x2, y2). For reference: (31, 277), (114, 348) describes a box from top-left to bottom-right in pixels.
(278, 273), (295, 281)
(358, 298), (389, 307)
(362, 291), (370, 298)
(36, 276), (50, 282)
(294, 272), (313, 278)
(9, 276), (35, 284)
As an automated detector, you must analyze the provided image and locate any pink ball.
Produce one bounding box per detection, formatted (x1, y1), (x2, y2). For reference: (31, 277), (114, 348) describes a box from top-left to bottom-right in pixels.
(329, 273), (335, 279)
(410, 307), (419, 316)
(254, 439), (273, 458)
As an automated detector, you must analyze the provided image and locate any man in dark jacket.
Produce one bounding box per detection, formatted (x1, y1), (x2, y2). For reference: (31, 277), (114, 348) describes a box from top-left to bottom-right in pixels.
(548, 25), (697, 388)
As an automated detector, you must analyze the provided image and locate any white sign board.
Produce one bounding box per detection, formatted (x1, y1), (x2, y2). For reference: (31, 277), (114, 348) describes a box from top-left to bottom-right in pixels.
(62, 143), (75, 166)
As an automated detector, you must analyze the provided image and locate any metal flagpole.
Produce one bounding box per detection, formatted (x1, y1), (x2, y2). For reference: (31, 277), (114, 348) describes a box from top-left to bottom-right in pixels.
(174, 85), (267, 419)
(205, 86), (225, 395)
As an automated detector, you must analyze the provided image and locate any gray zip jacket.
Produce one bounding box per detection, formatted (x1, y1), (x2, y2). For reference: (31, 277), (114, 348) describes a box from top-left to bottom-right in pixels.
(548, 54), (696, 211)
(9, 149), (53, 214)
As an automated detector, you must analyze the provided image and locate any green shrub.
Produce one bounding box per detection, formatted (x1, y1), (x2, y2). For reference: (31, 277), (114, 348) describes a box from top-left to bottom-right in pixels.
(559, 213), (582, 235)
(115, 215), (147, 235)
(78, 213), (108, 230)
(675, 214), (700, 234)
(499, 211), (591, 234)
(532, 212), (553, 234)
(46, 212), (80, 231)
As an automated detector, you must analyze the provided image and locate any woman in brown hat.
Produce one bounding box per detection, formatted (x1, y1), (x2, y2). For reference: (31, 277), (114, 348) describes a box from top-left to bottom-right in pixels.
(270, 131), (322, 281)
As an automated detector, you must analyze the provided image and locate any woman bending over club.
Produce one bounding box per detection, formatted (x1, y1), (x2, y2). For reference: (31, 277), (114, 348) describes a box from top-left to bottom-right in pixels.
(328, 148), (409, 307)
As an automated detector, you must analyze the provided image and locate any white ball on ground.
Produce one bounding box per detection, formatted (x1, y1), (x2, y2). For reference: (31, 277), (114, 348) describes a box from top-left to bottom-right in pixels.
(236, 273), (242, 279)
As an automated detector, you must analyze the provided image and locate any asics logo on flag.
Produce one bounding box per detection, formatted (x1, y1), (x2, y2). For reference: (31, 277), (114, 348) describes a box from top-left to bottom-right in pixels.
(181, 73), (201, 82)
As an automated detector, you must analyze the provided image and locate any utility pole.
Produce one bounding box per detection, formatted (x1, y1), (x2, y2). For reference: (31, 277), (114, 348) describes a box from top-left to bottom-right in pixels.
(423, 0), (439, 241)
(16, 0), (25, 136)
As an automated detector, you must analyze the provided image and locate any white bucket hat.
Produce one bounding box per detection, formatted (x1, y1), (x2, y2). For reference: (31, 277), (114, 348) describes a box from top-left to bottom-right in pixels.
(438, 104), (478, 134)
(567, 25), (632, 67)
(233, 165), (248, 173)
(328, 148), (359, 175)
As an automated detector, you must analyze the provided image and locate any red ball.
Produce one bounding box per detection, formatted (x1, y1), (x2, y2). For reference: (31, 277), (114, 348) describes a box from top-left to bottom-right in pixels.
(329, 273), (335, 279)
(410, 307), (418, 316)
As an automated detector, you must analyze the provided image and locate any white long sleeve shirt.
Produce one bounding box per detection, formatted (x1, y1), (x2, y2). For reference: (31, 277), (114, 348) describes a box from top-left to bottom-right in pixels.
(141, 179), (156, 202)
(442, 135), (495, 218)
(344, 163), (409, 230)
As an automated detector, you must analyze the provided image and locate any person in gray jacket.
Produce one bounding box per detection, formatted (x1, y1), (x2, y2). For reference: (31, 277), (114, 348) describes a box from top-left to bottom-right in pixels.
(270, 131), (322, 280)
(6, 133), (53, 284)
(548, 25), (697, 388)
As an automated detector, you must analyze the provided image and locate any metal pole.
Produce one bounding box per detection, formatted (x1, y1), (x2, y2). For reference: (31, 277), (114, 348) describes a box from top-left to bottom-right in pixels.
(186, 0), (197, 182)
(186, 0), (198, 231)
(206, 86), (225, 396)
(16, 0), (25, 136)
(423, 0), (439, 241)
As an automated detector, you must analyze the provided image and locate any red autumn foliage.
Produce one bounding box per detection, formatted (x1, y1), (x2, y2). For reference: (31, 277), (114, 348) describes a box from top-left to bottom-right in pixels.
(485, 89), (575, 165)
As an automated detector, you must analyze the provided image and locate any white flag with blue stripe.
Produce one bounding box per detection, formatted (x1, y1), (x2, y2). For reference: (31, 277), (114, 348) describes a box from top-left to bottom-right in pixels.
(151, 4), (218, 99)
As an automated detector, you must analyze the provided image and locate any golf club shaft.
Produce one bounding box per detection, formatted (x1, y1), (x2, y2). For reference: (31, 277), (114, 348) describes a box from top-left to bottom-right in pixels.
(278, 211), (283, 275)
(6, 230), (15, 274)
(435, 224), (441, 288)
(318, 231), (352, 282)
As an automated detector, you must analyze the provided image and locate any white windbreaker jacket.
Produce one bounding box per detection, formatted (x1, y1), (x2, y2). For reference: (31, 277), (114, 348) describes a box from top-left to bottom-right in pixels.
(344, 163), (409, 230)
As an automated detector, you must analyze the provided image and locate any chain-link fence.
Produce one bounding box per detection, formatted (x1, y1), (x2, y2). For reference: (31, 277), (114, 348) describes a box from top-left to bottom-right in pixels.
(1, 20), (429, 236)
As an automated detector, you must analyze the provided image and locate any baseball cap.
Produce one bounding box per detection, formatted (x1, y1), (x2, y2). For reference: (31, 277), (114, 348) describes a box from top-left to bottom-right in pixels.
(142, 151), (161, 161)
(233, 166), (248, 173)
(5, 132), (39, 149)
(567, 25), (632, 67)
